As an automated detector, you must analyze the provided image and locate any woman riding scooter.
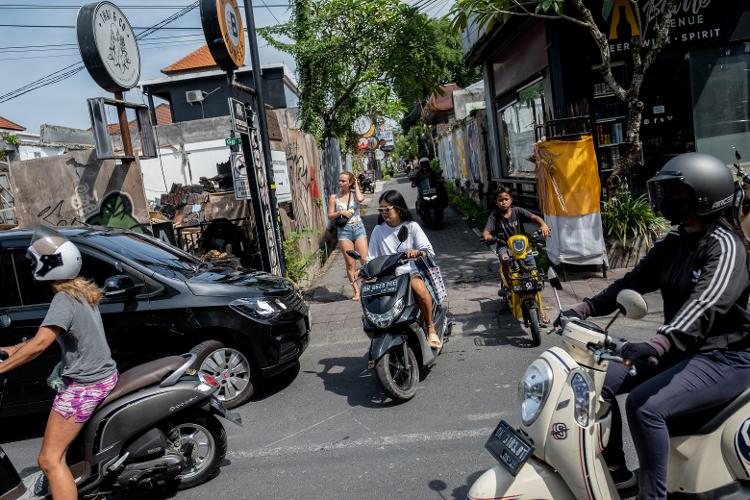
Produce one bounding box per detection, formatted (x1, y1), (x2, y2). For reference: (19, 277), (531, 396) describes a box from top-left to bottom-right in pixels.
(0, 226), (118, 500)
(561, 153), (750, 499)
(367, 190), (440, 348)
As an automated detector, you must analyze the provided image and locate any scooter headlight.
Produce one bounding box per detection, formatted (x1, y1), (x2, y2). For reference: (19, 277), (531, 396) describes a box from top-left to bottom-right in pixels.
(364, 297), (405, 328)
(519, 359), (553, 426)
(571, 370), (595, 428)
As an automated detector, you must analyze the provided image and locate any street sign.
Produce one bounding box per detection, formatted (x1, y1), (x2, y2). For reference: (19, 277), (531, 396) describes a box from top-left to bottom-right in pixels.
(225, 137), (241, 146)
(353, 116), (372, 136)
(200, 0), (246, 71)
(375, 150), (385, 161)
(271, 150), (292, 203)
(230, 152), (251, 200)
(229, 97), (249, 135)
(77, 2), (141, 92)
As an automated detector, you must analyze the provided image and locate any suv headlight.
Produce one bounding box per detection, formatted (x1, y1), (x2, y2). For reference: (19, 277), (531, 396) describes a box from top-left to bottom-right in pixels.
(571, 370), (595, 428)
(230, 297), (281, 320)
(364, 297), (405, 329)
(518, 359), (553, 426)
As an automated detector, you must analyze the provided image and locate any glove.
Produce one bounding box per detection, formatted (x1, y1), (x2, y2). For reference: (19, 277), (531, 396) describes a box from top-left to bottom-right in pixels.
(621, 342), (659, 363)
(554, 301), (592, 327)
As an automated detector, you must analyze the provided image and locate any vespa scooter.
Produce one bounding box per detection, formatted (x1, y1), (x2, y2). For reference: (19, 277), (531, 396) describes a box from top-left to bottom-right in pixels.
(468, 268), (750, 499)
(0, 325), (241, 499)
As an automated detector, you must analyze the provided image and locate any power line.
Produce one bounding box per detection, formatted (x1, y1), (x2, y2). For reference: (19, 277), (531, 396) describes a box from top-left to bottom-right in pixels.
(0, 3), (292, 8)
(0, 34), (206, 53)
(0, 2), (200, 103)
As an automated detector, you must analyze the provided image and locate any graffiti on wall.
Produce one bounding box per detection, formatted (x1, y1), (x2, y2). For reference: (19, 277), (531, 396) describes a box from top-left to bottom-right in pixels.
(285, 129), (326, 233)
(466, 119), (482, 182)
(9, 150), (150, 231)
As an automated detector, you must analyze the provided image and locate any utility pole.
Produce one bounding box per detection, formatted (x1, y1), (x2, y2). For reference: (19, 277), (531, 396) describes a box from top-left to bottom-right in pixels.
(243, 0), (285, 276)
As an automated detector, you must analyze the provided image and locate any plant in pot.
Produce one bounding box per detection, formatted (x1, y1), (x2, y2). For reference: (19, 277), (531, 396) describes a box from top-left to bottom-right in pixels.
(601, 192), (670, 269)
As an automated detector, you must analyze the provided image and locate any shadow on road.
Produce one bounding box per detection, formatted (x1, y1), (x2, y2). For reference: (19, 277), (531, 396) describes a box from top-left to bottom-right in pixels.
(428, 470), (486, 499)
(314, 355), (399, 408)
(251, 361), (301, 402)
(304, 286), (349, 303)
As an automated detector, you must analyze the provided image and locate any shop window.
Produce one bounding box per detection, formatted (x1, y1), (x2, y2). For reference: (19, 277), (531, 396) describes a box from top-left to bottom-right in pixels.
(690, 43), (750, 162)
(11, 250), (54, 305)
(499, 80), (545, 176)
(0, 251), (21, 308)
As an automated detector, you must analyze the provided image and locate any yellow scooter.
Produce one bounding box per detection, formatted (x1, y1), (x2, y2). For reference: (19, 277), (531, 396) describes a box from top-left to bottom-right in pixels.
(484, 231), (546, 346)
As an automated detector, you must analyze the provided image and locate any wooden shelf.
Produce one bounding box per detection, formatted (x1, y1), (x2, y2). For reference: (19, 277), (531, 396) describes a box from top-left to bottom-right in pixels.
(596, 116), (626, 123)
(598, 142), (626, 148)
(594, 93), (616, 99)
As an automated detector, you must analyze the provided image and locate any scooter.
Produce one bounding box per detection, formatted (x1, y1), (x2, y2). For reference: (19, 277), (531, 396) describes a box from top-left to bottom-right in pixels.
(358, 172), (375, 194)
(347, 225), (452, 402)
(482, 231), (546, 346)
(0, 326), (242, 498)
(731, 147), (750, 243)
(414, 176), (446, 230)
(468, 268), (750, 499)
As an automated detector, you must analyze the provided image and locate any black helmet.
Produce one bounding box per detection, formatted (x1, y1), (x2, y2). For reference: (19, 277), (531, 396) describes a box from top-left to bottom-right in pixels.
(647, 153), (734, 225)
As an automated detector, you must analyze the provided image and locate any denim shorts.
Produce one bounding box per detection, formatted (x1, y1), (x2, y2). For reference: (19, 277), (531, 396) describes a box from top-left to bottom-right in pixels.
(338, 221), (367, 242)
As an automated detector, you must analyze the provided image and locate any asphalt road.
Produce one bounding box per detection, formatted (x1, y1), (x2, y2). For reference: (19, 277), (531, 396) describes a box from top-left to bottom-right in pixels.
(0, 175), (656, 499)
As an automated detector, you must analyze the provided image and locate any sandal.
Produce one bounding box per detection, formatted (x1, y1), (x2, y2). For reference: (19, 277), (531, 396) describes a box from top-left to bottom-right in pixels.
(427, 325), (442, 349)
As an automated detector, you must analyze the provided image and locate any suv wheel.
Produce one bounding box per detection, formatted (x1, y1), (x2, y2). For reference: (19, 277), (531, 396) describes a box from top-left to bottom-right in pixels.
(190, 340), (257, 409)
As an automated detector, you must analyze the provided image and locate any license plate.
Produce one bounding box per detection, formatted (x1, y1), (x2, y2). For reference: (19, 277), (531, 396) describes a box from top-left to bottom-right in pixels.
(485, 420), (534, 476)
(210, 396), (243, 426)
(422, 187), (437, 195)
(361, 279), (399, 297)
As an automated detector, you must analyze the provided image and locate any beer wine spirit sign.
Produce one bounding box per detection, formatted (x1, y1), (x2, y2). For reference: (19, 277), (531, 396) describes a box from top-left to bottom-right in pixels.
(77, 2), (141, 92)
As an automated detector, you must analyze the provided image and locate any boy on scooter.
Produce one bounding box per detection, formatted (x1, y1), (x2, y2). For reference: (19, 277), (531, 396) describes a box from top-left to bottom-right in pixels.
(483, 186), (551, 323)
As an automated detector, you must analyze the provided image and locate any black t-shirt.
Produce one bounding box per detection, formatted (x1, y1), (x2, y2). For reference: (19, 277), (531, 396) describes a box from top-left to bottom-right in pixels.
(484, 207), (535, 244)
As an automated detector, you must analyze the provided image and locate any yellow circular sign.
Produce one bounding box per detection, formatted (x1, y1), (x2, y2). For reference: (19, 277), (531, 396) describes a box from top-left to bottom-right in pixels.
(217, 0), (245, 68)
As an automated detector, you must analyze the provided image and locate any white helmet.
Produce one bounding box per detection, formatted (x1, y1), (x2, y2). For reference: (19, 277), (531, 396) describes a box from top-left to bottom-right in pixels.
(26, 226), (82, 281)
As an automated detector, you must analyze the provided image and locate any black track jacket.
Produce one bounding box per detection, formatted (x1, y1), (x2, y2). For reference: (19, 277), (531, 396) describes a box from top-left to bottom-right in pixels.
(587, 220), (750, 352)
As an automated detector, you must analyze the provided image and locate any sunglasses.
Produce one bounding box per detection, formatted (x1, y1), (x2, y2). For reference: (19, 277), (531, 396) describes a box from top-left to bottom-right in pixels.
(377, 206), (395, 213)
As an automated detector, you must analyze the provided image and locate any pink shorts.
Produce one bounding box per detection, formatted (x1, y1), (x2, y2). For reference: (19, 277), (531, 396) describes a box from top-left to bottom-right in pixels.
(52, 372), (119, 423)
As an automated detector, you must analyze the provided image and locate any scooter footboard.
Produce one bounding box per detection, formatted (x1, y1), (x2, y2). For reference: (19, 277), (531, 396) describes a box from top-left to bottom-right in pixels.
(467, 458), (574, 500)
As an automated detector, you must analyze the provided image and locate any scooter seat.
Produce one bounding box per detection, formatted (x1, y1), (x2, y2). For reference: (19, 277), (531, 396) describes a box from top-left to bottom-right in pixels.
(99, 356), (186, 409)
(668, 386), (750, 437)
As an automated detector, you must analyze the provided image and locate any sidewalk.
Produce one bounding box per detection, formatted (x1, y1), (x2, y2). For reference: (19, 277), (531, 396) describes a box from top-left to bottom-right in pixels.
(304, 175), (633, 346)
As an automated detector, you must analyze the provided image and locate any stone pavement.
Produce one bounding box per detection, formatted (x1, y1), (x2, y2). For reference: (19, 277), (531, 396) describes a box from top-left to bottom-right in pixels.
(304, 174), (634, 347)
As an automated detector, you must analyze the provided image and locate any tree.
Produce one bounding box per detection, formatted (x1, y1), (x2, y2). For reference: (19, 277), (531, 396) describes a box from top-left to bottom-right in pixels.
(261, 0), (476, 148)
(450, 0), (680, 194)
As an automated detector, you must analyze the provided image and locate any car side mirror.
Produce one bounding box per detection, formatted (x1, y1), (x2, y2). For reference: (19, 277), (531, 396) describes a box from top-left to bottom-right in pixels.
(616, 289), (648, 319)
(397, 225), (409, 242)
(547, 267), (562, 290)
(0, 315), (10, 329)
(104, 275), (138, 299)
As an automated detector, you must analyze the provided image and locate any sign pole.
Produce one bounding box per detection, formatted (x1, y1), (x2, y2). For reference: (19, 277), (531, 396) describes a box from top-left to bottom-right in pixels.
(242, 0), (285, 276)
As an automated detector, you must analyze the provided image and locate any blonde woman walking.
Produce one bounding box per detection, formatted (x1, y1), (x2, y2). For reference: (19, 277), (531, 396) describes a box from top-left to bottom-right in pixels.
(0, 226), (118, 500)
(328, 171), (368, 300)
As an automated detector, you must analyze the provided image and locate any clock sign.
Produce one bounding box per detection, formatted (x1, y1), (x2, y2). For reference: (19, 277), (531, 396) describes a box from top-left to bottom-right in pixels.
(77, 2), (141, 92)
(200, 0), (246, 72)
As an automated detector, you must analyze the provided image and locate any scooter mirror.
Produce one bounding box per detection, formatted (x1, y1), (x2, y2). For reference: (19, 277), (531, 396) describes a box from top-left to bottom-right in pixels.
(397, 225), (409, 242)
(616, 289), (648, 319)
(346, 250), (361, 260)
(547, 267), (563, 290)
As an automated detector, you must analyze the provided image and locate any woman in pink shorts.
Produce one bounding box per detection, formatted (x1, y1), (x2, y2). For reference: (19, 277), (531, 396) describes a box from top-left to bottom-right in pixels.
(0, 226), (118, 500)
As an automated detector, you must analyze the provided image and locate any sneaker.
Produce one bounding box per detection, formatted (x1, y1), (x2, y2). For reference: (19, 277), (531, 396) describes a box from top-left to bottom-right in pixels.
(609, 466), (637, 490)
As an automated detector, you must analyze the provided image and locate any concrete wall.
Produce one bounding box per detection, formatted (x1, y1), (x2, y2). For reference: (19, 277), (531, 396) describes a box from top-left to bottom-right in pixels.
(9, 150), (150, 231)
(437, 110), (492, 207)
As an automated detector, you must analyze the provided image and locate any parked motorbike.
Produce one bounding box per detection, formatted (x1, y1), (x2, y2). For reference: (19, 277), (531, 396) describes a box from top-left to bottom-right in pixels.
(346, 225), (452, 402)
(482, 231), (546, 346)
(0, 321), (241, 499)
(468, 268), (750, 499)
(731, 147), (750, 243)
(414, 175), (446, 230)
(358, 172), (375, 194)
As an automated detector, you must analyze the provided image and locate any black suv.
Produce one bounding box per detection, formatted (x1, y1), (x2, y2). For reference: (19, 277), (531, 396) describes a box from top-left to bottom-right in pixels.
(0, 227), (309, 414)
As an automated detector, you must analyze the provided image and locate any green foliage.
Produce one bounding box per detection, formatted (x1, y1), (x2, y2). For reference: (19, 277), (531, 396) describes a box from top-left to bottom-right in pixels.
(0, 133), (18, 161)
(283, 229), (321, 285)
(261, 0), (477, 146)
(601, 192), (670, 248)
(444, 183), (489, 227)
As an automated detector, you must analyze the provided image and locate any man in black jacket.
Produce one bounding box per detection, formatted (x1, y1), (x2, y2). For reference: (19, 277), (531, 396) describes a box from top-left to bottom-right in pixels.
(562, 153), (750, 499)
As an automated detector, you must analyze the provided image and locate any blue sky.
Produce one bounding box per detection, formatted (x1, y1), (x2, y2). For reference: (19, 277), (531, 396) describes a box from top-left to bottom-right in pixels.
(0, 0), (453, 133)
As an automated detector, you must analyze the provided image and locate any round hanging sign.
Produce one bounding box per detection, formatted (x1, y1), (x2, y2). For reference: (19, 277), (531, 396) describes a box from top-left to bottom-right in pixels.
(354, 116), (372, 136)
(76, 2), (141, 92)
(200, 0), (246, 71)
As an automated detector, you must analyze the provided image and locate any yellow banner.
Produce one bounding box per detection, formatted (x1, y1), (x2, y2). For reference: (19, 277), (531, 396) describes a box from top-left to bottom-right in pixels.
(535, 135), (601, 217)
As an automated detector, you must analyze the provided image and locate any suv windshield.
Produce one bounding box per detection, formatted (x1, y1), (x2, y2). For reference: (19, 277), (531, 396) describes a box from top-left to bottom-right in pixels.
(83, 233), (201, 280)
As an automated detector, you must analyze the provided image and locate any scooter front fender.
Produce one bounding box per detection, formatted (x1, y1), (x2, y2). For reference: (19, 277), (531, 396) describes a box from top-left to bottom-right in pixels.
(370, 333), (408, 363)
(467, 459), (574, 500)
